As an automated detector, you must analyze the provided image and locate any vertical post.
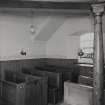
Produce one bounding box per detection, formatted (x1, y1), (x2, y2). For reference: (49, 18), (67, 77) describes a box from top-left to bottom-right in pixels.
(91, 3), (105, 105)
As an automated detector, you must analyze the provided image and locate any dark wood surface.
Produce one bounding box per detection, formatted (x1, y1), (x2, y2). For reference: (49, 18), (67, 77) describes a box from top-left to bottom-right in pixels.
(1, 71), (43, 105)
(0, 1), (93, 10)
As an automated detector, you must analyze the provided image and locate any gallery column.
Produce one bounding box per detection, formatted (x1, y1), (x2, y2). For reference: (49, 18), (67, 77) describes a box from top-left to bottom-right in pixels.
(91, 3), (105, 105)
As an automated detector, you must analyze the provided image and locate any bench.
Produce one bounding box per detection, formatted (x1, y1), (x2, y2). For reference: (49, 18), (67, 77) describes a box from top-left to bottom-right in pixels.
(1, 70), (42, 105)
(22, 68), (62, 104)
(22, 68), (48, 105)
(35, 65), (79, 83)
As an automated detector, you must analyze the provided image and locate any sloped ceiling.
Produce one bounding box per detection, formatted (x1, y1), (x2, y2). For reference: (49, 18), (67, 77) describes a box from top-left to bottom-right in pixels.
(32, 15), (93, 41)
(33, 14), (105, 42)
(35, 16), (66, 41)
(0, 0), (105, 42)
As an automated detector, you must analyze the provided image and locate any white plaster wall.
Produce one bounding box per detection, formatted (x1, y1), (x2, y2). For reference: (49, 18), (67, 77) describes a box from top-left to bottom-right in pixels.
(46, 34), (80, 59)
(0, 13), (46, 60)
(0, 12), (93, 60)
(0, 11), (104, 61)
(46, 16), (93, 59)
(46, 15), (105, 60)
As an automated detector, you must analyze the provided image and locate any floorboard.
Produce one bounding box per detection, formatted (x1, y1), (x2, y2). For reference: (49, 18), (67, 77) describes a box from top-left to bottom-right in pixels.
(0, 100), (70, 105)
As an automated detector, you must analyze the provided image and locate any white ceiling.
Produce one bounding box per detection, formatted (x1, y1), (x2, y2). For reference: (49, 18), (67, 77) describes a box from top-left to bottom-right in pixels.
(0, 3), (105, 42)
(35, 16), (66, 41)
(33, 14), (105, 41)
(30, 15), (93, 41)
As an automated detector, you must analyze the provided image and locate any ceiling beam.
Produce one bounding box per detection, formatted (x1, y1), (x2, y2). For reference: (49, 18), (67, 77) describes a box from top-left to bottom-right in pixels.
(0, 1), (94, 10)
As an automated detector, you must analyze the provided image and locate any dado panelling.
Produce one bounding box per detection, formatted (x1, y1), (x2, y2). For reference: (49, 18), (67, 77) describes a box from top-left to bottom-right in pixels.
(0, 58), (77, 79)
(0, 58), (46, 79)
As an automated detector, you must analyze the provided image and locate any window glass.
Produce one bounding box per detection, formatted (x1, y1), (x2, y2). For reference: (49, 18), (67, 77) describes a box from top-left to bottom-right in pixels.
(79, 33), (94, 63)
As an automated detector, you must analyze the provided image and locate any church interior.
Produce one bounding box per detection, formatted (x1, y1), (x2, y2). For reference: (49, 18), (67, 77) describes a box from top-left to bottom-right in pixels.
(0, 0), (105, 105)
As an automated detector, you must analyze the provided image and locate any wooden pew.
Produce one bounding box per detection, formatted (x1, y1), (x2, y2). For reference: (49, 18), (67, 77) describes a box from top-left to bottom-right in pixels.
(35, 65), (79, 83)
(21, 68), (48, 105)
(22, 68), (62, 104)
(1, 70), (42, 105)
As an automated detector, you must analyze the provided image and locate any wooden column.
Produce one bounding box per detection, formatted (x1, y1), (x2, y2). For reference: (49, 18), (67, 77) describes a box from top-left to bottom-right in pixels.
(91, 3), (105, 105)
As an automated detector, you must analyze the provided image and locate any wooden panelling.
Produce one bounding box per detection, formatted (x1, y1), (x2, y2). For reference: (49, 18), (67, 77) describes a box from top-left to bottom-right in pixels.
(1, 72), (42, 105)
(0, 58), (46, 79)
(44, 58), (78, 67)
(0, 1), (92, 10)
(0, 58), (77, 80)
(0, 63), (1, 79)
(22, 68), (48, 105)
(79, 66), (93, 78)
(79, 75), (93, 86)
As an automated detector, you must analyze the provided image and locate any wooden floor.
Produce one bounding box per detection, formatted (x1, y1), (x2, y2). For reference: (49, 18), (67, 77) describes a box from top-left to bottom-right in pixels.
(0, 103), (69, 105)
(0, 102), (69, 105)
(49, 101), (69, 105)
(0, 99), (69, 105)
(0, 101), (69, 105)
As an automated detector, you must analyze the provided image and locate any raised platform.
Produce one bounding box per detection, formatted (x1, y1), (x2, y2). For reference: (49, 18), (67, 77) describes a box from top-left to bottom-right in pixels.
(64, 81), (93, 105)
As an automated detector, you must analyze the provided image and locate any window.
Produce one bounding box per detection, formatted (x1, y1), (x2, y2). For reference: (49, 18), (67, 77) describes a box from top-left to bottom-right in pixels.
(78, 33), (94, 63)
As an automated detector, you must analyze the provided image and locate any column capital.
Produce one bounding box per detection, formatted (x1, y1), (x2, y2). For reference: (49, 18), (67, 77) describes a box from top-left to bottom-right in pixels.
(91, 3), (105, 15)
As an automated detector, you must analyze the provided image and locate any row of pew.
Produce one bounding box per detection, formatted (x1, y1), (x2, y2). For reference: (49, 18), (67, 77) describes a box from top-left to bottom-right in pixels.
(0, 66), (79, 105)
(0, 71), (46, 105)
